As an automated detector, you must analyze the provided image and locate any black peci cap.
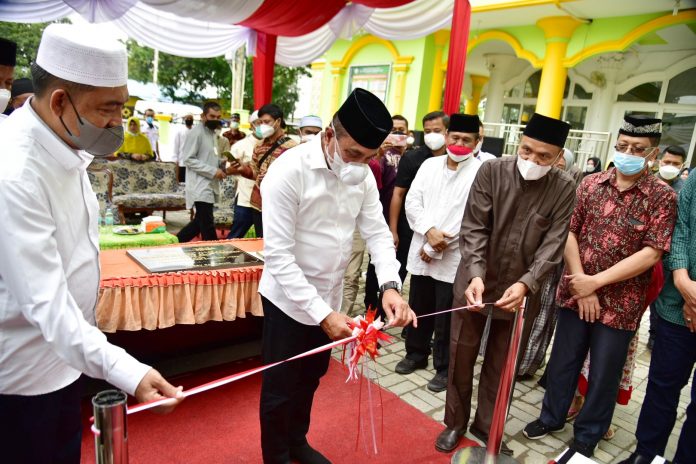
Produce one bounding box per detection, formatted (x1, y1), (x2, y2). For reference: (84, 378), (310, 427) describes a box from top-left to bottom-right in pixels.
(337, 88), (392, 149)
(448, 113), (480, 134)
(523, 113), (570, 148)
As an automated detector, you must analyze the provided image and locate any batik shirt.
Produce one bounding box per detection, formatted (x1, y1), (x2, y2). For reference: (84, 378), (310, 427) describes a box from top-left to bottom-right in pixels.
(557, 168), (677, 331)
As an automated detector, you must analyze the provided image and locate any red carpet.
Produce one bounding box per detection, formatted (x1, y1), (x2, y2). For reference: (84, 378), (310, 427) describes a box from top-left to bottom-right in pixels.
(80, 358), (477, 463)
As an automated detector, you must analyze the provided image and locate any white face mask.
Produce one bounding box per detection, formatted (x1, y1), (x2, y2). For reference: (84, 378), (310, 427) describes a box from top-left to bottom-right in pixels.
(517, 156), (553, 181)
(326, 127), (369, 186)
(423, 132), (445, 151)
(0, 89), (10, 114)
(301, 133), (316, 143)
(406, 136), (415, 146)
(659, 164), (681, 180)
(584, 163), (595, 173)
(474, 140), (483, 154)
(230, 121), (240, 129)
(256, 123), (275, 139)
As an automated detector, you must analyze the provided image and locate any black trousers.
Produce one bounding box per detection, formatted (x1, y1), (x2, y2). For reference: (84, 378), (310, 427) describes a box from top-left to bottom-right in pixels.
(540, 307), (634, 447)
(405, 274), (452, 373)
(253, 209), (264, 238)
(364, 254), (409, 320)
(0, 377), (83, 464)
(177, 201), (217, 242)
(259, 297), (332, 464)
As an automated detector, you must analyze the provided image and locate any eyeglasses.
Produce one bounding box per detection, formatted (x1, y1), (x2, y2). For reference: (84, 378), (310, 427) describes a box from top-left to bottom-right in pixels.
(614, 144), (657, 156)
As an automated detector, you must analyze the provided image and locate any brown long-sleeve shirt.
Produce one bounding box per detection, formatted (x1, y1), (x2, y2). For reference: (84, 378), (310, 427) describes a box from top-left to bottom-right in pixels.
(454, 156), (577, 319)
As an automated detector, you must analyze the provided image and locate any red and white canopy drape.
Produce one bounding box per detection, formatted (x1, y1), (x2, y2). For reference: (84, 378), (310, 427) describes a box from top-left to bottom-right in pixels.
(1, 0), (469, 113)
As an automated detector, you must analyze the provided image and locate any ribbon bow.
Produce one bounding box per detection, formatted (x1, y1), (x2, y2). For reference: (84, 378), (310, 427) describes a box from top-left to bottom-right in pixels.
(345, 307), (393, 382)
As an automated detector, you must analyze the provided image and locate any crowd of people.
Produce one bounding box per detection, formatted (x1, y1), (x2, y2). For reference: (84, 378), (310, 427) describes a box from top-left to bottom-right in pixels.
(0, 24), (694, 464)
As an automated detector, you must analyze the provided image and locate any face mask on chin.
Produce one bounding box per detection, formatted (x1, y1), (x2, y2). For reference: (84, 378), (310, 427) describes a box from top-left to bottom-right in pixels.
(325, 126), (369, 186)
(59, 92), (124, 156)
(516, 155), (553, 181)
(423, 132), (445, 151)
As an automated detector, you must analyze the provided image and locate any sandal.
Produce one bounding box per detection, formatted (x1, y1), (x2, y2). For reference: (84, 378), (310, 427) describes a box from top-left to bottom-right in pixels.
(603, 427), (615, 440)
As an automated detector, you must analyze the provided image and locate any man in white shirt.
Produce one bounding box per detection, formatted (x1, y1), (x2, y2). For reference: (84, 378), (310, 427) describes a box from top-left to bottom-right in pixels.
(258, 88), (417, 464)
(173, 113), (194, 182)
(395, 114), (482, 393)
(226, 110), (262, 238)
(0, 25), (182, 463)
(476, 120), (497, 162)
(141, 107), (160, 159)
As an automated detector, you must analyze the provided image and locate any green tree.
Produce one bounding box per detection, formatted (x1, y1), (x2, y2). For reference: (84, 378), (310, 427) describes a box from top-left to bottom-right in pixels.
(0, 20), (67, 78)
(125, 40), (309, 116)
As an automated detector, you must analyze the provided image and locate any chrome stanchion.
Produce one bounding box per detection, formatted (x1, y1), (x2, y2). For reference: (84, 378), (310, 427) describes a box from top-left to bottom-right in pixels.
(452, 298), (528, 464)
(92, 390), (129, 464)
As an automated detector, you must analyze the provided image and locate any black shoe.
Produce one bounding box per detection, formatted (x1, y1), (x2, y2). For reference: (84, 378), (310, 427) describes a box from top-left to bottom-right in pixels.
(435, 428), (464, 453)
(289, 443), (331, 464)
(523, 419), (564, 440)
(395, 357), (427, 374)
(618, 452), (655, 464)
(469, 426), (513, 456)
(569, 439), (595, 458)
(427, 371), (448, 392)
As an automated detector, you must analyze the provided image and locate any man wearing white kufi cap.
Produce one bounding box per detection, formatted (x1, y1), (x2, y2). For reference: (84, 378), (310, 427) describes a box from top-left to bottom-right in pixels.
(0, 24), (183, 463)
(298, 114), (322, 143)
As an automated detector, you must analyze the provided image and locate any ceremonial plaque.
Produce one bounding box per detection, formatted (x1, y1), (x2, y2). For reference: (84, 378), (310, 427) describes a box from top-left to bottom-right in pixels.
(126, 243), (263, 273)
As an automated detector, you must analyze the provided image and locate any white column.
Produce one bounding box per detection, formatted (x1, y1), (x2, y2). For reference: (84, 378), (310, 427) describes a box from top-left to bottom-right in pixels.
(584, 54), (625, 133)
(483, 54), (518, 124)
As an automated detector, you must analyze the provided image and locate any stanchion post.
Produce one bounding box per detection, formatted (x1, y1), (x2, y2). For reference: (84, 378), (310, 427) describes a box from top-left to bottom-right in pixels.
(92, 389), (129, 464)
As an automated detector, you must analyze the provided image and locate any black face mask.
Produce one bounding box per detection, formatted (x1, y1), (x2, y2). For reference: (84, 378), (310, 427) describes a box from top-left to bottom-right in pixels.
(204, 119), (222, 131)
(184, 119), (193, 128)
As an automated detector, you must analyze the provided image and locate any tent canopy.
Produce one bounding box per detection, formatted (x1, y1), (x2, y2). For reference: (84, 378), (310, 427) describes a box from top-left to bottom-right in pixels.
(1, 0), (468, 112)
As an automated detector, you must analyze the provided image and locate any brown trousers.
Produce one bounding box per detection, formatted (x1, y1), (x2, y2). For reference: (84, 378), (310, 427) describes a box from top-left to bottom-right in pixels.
(444, 291), (543, 435)
(444, 307), (513, 435)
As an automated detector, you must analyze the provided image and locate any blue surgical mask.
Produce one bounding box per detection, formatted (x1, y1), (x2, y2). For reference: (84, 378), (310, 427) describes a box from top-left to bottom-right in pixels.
(146, 116), (154, 125)
(613, 151), (646, 176)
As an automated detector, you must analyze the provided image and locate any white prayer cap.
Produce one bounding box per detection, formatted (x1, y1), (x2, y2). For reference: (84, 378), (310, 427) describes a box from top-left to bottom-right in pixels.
(36, 24), (127, 88)
(300, 115), (322, 129)
(249, 110), (259, 123)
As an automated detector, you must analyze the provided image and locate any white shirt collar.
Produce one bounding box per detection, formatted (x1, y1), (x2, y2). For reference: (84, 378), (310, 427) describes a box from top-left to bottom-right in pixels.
(26, 98), (93, 172)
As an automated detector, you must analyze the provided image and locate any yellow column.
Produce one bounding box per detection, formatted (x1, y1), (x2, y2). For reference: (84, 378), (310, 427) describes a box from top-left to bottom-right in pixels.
(428, 30), (450, 112)
(465, 74), (488, 115)
(329, 62), (346, 116)
(392, 57), (414, 115)
(535, 16), (581, 118)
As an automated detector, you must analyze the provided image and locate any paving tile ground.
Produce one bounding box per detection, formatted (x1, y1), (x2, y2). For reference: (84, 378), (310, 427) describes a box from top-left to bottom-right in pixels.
(163, 211), (690, 463)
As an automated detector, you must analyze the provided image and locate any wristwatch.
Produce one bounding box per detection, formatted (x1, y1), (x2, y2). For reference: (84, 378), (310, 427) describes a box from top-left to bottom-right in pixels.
(379, 281), (402, 298)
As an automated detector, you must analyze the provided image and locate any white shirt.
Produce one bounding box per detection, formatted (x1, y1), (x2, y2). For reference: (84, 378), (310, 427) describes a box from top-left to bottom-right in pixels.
(405, 155), (481, 283)
(141, 121), (159, 155)
(259, 135), (401, 325)
(173, 125), (193, 167)
(477, 150), (497, 162)
(0, 102), (150, 396)
(230, 135), (261, 208)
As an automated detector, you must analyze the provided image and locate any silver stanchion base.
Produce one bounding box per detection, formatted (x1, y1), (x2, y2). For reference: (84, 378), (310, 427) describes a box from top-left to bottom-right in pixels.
(451, 446), (520, 464)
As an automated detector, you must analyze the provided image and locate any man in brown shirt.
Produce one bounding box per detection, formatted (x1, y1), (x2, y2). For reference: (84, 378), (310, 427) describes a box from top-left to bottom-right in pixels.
(233, 103), (296, 237)
(435, 113), (576, 455)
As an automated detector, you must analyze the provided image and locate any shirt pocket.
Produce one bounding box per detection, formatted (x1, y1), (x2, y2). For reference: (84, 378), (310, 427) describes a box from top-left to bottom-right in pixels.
(623, 216), (648, 251)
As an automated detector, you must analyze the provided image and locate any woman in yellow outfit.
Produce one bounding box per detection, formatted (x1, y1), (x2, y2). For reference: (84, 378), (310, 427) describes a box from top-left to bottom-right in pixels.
(116, 116), (154, 161)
